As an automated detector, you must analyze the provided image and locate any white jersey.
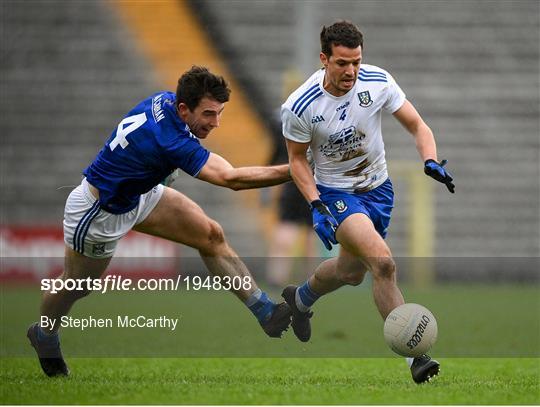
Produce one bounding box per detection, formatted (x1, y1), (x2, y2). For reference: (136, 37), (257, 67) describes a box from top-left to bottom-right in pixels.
(281, 64), (405, 192)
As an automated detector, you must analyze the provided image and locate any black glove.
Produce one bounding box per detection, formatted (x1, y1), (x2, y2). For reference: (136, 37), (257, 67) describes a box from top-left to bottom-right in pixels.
(424, 159), (455, 193)
(310, 199), (338, 250)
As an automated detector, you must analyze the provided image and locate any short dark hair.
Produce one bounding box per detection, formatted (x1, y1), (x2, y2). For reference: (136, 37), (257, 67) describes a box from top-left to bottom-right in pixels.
(320, 21), (364, 57)
(176, 66), (231, 111)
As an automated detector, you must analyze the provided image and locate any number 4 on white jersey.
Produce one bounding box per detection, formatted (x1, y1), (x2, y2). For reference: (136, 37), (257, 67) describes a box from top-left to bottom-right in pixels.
(109, 113), (147, 151)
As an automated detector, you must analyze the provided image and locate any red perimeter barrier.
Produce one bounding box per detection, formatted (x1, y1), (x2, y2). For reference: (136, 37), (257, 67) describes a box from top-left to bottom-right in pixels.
(0, 226), (179, 283)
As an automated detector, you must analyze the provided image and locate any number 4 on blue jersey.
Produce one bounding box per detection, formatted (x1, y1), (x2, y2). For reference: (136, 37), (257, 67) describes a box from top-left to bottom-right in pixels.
(109, 113), (147, 151)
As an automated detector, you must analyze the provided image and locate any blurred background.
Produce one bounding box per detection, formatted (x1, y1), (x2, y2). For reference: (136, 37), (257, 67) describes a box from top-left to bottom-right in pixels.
(1, 0), (538, 279)
(0, 0), (539, 359)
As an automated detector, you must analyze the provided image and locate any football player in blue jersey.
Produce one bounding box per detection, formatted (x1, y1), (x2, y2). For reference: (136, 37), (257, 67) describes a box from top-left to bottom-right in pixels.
(280, 21), (455, 383)
(27, 66), (293, 377)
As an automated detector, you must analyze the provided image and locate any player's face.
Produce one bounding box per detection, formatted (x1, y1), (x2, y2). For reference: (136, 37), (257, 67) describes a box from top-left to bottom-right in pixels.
(320, 44), (362, 96)
(178, 96), (225, 139)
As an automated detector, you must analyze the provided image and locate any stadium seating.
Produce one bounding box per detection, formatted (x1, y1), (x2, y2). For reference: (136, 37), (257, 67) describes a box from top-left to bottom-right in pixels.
(2, 0), (538, 259)
(0, 0), (266, 256)
(191, 0), (539, 257)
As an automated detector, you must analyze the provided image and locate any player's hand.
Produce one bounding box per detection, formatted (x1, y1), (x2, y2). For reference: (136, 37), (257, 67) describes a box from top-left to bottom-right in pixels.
(424, 159), (455, 193)
(310, 199), (338, 250)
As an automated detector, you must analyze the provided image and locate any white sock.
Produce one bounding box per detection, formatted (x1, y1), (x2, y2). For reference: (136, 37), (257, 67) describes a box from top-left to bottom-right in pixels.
(406, 357), (414, 368)
(244, 288), (263, 306)
(295, 289), (310, 312)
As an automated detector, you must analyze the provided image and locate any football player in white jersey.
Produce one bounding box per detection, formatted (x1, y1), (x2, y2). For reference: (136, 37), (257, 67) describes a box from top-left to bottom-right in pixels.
(280, 21), (454, 384)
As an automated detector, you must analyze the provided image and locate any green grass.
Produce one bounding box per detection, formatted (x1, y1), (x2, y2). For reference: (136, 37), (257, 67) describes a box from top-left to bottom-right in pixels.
(1, 284), (539, 404)
(2, 285), (539, 357)
(1, 357), (538, 404)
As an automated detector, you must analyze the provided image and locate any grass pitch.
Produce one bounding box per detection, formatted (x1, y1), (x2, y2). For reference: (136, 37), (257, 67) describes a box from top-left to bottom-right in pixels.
(1, 283), (539, 404)
(1, 357), (538, 404)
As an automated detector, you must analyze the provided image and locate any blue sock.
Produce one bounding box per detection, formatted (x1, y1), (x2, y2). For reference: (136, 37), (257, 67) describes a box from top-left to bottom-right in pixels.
(37, 325), (59, 345)
(245, 289), (277, 323)
(296, 281), (320, 311)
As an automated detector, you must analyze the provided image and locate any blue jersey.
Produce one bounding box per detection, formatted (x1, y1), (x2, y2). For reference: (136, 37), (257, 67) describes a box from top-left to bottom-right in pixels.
(84, 92), (210, 214)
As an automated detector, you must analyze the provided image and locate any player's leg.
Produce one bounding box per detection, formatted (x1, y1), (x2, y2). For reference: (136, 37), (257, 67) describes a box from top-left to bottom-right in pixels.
(336, 213), (404, 319)
(133, 187), (257, 300)
(28, 248), (111, 377)
(336, 214), (439, 383)
(28, 247), (111, 375)
(40, 247), (111, 334)
(287, 215), (401, 315)
(29, 176), (146, 376)
(281, 243), (368, 341)
(283, 212), (439, 380)
(133, 187), (291, 337)
(309, 246), (368, 294)
(282, 211), (403, 342)
(29, 179), (115, 377)
(314, 213), (439, 383)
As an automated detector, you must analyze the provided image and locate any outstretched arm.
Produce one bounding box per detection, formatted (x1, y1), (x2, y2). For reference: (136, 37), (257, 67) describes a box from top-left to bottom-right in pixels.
(393, 100), (437, 162)
(197, 152), (291, 190)
(393, 100), (455, 193)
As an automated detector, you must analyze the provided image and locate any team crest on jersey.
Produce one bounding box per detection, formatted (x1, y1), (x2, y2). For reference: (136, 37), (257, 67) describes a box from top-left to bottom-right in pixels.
(319, 126), (364, 161)
(92, 243), (106, 256)
(357, 91), (373, 107)
(334, 200), (348, 213)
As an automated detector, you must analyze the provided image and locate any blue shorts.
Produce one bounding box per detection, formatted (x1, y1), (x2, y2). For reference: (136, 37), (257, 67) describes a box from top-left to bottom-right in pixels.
(317, 178), (394, 238)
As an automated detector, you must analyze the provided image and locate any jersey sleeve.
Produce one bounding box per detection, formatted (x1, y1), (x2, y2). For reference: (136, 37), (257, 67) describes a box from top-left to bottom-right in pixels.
(382, 72), (406, 113)
(156, 129), (210, 177)
(281, 106), (312, 143)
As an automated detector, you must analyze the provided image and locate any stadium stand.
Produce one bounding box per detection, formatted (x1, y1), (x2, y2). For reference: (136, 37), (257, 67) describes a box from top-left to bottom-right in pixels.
(191, 0), (540, 257)
(2, 0), (538, 262)
(1, 0), (267, 257)
(1, 1), (155, 222)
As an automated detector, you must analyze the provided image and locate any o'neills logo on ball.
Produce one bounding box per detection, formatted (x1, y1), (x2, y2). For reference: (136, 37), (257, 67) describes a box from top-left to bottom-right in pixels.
(406, 315), (431, 349)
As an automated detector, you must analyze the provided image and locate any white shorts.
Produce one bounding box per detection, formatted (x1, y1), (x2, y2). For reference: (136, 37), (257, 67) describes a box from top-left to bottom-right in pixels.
(63, 179), (164, 258)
